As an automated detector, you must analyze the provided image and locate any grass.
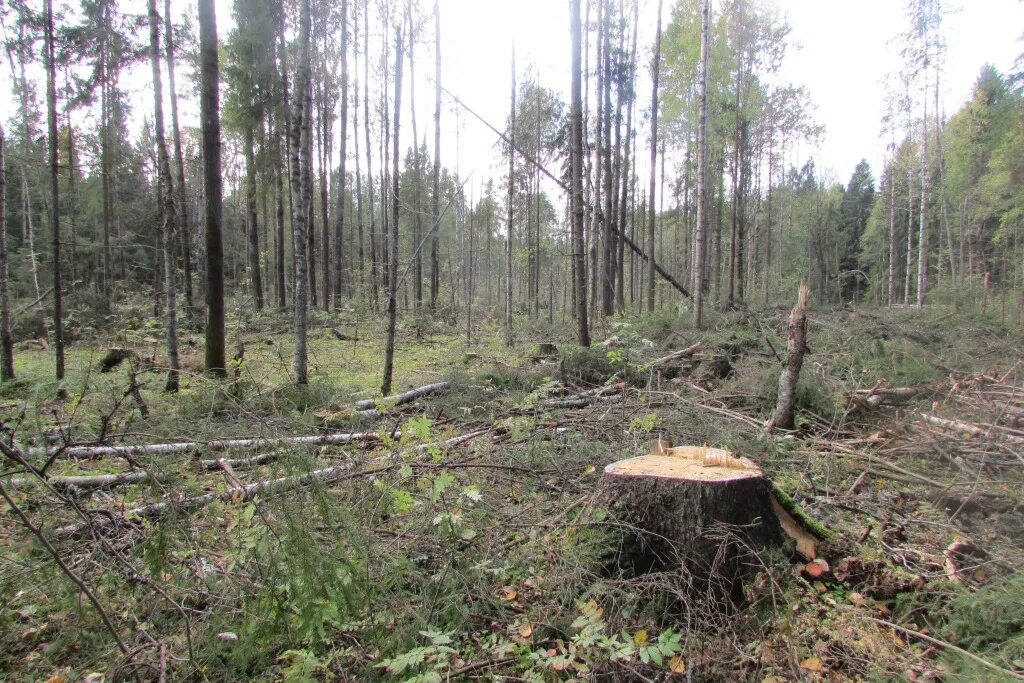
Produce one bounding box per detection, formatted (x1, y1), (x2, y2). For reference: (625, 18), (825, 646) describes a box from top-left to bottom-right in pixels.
(2, 298), (1024, 681)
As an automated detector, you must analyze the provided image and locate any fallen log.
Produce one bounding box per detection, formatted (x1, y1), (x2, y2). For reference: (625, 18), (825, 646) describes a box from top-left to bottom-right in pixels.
(850, 385), (930, 409)
(197, 452), (281, 472)
(54, 428), (494, 539)
(643, 342), (702, 369)
(29, 431), (388, 460)
(6, 470), (154, 492)
(920, 413), (1024, 443)
(354, 381), (451, 411)
(601, 442), (792, 594)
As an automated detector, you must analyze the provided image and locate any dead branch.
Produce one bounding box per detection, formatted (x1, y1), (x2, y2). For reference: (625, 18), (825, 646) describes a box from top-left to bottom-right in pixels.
(354, 381), (451, 411)
(643, 342), (702, 368)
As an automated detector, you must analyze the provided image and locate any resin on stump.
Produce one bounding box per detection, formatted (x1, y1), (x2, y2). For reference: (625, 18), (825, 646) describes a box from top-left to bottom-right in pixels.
(601, 440), (785, 594)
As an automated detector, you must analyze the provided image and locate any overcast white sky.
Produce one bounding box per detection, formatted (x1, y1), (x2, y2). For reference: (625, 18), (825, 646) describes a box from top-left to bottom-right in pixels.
(2, 0), (1021, 199)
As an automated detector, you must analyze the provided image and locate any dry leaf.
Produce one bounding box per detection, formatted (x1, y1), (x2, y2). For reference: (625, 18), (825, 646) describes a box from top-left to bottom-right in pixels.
(668, 656), (686, 674)
(43, 674), (66, 683)
(518, 621), (533, 638)
(216, 632), (238, 643)
(501, 586), (517, 602)
(799, 656), (824, 673)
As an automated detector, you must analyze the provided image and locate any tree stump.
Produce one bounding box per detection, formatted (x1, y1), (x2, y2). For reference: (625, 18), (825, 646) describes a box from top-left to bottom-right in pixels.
(601, 441), (786, 596)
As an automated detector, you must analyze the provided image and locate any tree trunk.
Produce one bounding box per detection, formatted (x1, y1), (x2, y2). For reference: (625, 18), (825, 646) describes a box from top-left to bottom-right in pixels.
(692, 0), (710, 328)
(770, 284), (809, 431)
(148, 0), (181, 391)
(0, 127), (14, 380)
(407, 0), (423, 310)
(244, 125), (264, 310)
(917, 77), (928, 312)
(364, 1), (378, 310)
(602, 443), (784, 594)
(44, 0), (64, 381)
(290, 0), (313, 384)
(382, 26), (403, 396)
(336, 0), (350, 305)
(570, 0), (590, 347)
(431, 0), (442, 310)
(645, 0), (663, 313)
(504, 49), (516, 348)
(200, 0), (226, 376)
(164, 0), (194, 321)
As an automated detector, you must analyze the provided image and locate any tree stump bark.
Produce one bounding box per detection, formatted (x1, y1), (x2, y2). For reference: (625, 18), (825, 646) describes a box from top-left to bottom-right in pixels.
(601, 441), (785, 597)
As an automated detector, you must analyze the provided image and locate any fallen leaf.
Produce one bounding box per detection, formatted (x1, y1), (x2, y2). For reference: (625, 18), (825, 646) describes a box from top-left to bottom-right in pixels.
(518, 621), (533, 638)
(668, 656), (686, 674)
(584, 465), (596, 474)
(43, 674), (66, 683)
(848, 592), (866, 605)
(216, 632), (238, 643)
(501, 586), (517, 602)
(83, 675), (105, 683)
(800, 657), (824, 673)
(633, 629), (649, 647)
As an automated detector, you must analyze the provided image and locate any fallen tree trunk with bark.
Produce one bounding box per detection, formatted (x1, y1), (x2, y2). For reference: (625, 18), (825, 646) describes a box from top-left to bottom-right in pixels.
(354, 381), (451, 411)
(30, 431), (388, 461)
(55, 428), (495, 539)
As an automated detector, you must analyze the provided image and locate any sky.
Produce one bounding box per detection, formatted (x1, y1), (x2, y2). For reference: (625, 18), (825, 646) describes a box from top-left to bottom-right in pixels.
(1, 0), (1022, 200)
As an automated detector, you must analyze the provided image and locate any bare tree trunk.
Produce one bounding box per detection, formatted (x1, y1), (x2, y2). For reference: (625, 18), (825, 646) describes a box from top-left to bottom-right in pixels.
(382, 26), (403, 396)
(44, 0), (65, 380)
(770, 284), (809, 431)
(504, 48), (516, 348)
(353, 12), (365, 304)
(0, 127), (13, 380)
(431, 0), (442, 310)
(244, 126), (264, 310)
(570, 0), (590, 346)
(692, 0), (710, 328)
(364, 0), (378, 310)
(200, 0), (226, 376)
(887, 152), (896, 306)
(917, 76), (928, 312)
(407, 0), (423, 311)
(289, 0), (312, 384)
(646, 0), (663, 313)
(336, 0), (350, 305)
(164, 0), (194, 321)
(148, 0), (181, 391)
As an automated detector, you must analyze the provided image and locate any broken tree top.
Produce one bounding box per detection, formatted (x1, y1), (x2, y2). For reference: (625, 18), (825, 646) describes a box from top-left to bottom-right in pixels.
(603, 443), (763, 483)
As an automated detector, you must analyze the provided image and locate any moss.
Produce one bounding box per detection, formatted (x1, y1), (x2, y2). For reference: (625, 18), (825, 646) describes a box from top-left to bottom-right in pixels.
(770, 482), (837, 541)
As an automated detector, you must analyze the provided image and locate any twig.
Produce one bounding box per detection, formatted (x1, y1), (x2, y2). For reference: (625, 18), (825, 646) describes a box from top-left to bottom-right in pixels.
(861, 615), (1024, 680)
(0, 479), (129, 654)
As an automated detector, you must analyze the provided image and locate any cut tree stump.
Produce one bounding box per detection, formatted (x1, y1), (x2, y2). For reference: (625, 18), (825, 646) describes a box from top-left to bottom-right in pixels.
(601, 440), (816, 595)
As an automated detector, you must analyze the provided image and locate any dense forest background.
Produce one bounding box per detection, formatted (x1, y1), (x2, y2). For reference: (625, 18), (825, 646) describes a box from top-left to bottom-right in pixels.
(0, 0), (1021, 389)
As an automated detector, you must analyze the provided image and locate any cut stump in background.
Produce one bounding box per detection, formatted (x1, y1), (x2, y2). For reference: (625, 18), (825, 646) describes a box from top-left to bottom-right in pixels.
(601, 440), (817, 596)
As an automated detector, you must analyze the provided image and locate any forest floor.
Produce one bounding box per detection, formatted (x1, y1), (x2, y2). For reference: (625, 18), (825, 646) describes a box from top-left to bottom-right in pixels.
(1, 301), (1023, 682)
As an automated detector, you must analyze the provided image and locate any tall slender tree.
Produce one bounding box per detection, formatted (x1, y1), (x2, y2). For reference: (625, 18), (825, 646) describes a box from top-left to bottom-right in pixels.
(148, 0), (181, 391)
(382, 27), (404, 395)
(290, 0), (313, 384)
(164, 0), (195, 320)
(692, 0), (711, 328)
(44, 0), (64, 380)
(504, 47), (516, 347)
(430, 0), (442, 309)
(570, 0), (590, 346)
(0, 126), (13, 381)
(200, 0), (226, 376)
(646, 0), (664, 312)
